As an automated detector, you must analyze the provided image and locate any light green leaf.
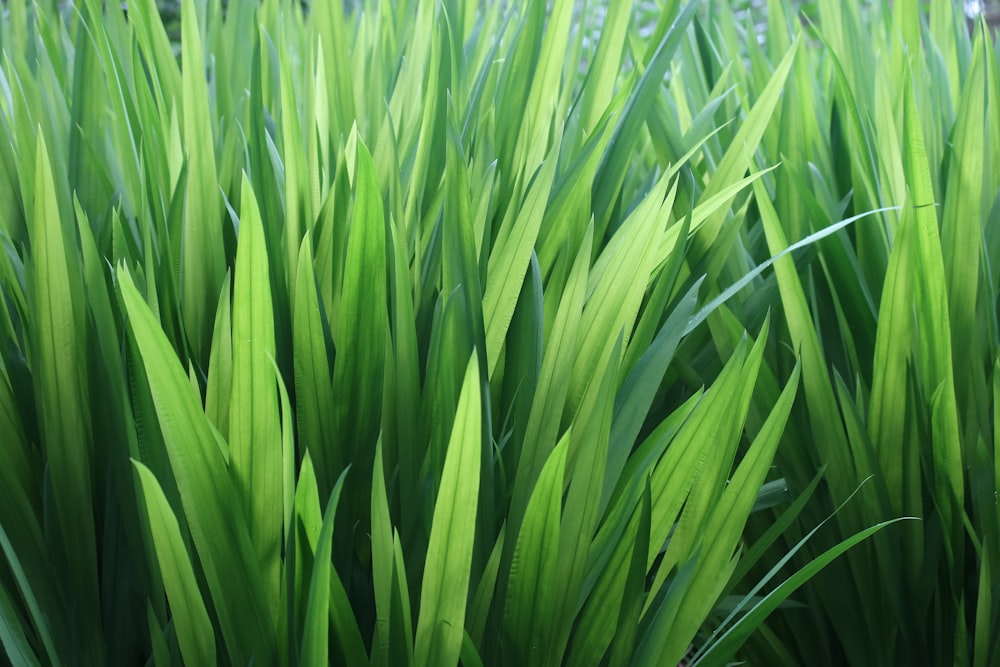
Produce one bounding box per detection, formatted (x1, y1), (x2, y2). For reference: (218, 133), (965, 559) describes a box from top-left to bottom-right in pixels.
(28, 132), (103, 664)
(504, 431), (569, 663)
(119, 266), (276, 665)
(332, 138), (388, 483)
(414, 355), (482, 667)
(689, 38), (800, 266)
(300, 470), (348, 667)
(229, 173), (282, 613)
(483, 142), (559, 375)
(661, 363), (801, 664)
(180, 0), (224, 361)
(132, 461), (216, 667)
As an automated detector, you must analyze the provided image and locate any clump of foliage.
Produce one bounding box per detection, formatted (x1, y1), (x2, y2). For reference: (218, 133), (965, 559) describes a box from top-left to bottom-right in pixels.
(1, 0), (996, 666)
(725, 1), (1000, 665)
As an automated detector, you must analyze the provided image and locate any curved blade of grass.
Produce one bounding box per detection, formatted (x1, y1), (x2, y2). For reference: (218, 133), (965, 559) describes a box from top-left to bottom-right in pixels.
(118, 266), (275, 665)
(266, 353), (296, 553)
(460, 630), (486, 667)
(632, 551), (699, 667)
(728, 467), (826, 587)
(279, 27), (311, 283)
(654, 165), (777, 268)
(603, 279), (701, 513)
(650, 320), (771, 609)
(314, 0), (355, 138)
(294, 452), (369, 666)
(468, 527), (505, 646)
(509, 0), (573, 173)
(292, 234), (335, 485)
(608, 478), (653, 667)
(684, 205), (902, 336)
(941, 29), (987, 385)
(390, 530), (416, 667)
(972, 541), (993, 667)
(568, 176), (673, 417)
(592, 0), (700, 237)
(126, 0), (181, 98)
(753, 174), (866, 520)
(508, 223), (592, 547)
(504, 430), (569, 663)
(577, 0), (633, 137)
(145, 603), (171, 667)
(0, 576), (40, 667)
(567, 468), (646, 667)
(689, 38), (799, 265)
(692, 518), (912, 667)
(483, 142), (558, 376)
(371, 441), (395, 667)
(132, 461), (216, 667)
(661, 363), (801, 664)
(269, 351), (297, 662)
(386, 220), (422, 527)
(548, 335), (623, 663)
(204, 268), (233, 439)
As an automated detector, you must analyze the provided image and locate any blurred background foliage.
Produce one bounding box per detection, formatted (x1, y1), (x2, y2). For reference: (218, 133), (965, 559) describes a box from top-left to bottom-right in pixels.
(8, 1), (999, 47)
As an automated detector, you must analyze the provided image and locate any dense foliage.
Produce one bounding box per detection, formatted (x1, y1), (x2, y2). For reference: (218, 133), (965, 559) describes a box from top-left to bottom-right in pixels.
(0, 0), (998, 665)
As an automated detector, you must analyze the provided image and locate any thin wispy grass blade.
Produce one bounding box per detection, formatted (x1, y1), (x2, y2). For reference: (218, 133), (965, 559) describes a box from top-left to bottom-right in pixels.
(695, 518), (911, 666)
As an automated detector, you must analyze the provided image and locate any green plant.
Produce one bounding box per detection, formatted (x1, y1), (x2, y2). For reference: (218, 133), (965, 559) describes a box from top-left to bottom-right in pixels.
(0, 0), (912, 666)
(679, 1), (1000, 665)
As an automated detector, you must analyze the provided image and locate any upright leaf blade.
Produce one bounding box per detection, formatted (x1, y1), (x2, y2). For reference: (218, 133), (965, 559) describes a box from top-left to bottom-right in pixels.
(180, 0), (224, 361)
(132, 461), (216, 667)
(414, 355), (482, 667)
(300, 471), (348, 667)
(229, 174), (282, 613)
(28, 133), (104, 664)
(119, 267), (276, 665)
(504, 432), (569, 663)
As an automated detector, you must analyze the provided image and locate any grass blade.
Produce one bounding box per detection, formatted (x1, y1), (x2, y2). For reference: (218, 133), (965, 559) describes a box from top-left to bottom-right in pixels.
(229, 173), (282, 613)
(119, 266), (276, 665)
(414, 355), (482, 667)
(132, 460), (216, 667)
(300, 470), (348, 667)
